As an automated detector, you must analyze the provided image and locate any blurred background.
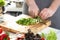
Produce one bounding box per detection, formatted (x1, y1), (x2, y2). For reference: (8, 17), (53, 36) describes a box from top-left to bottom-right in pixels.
(4, 0), (24, 16)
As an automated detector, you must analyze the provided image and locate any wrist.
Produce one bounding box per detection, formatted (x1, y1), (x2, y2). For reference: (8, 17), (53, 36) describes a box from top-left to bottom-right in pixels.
(49, 0), (60, 13)
(49, 5), (59, 13)
(26, 0), (37, 7)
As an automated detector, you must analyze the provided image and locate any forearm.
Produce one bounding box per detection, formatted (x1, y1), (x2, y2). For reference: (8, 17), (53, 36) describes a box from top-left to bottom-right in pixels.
(49, 0), (60, 12)
(26, 0), (37, 7)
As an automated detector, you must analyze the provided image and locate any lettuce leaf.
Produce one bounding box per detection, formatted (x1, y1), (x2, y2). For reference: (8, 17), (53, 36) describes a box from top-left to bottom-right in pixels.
(46, 30), (57, 40)
(0, 0), (5, 6)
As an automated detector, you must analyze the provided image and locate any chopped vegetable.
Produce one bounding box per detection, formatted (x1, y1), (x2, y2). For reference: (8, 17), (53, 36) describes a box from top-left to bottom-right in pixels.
(16, 18), (37, 25)
(16, 16), (43, 26)
(35, 16), (43, 23)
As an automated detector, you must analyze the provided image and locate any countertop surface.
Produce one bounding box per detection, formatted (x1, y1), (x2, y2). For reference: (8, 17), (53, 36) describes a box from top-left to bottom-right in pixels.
(9, 27), (60, 40)
(2, 14), (60, 40)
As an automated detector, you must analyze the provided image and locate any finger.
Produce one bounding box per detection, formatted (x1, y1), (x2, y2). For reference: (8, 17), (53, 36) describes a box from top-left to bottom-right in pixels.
(47, 13), (52, 18)
(30, 11), (35, 17)
(44, 13), (49, 19)
(34, 11), (39, 17)
(41, 8), (50, 19)
(29, 10), (32, 15)
(39, 10), (46, 19)
(40, 9), (46, 16)
(39, 11), (44, 19)
(41, 12), (47, 19)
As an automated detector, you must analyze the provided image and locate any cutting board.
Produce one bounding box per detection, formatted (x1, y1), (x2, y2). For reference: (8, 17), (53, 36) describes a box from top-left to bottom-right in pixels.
(0, 14), (51, 34)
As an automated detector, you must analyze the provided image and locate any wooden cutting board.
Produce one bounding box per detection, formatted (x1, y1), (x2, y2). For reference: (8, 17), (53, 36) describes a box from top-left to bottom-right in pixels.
(29, 20), (51, 33)
(0, 14), (51, 34)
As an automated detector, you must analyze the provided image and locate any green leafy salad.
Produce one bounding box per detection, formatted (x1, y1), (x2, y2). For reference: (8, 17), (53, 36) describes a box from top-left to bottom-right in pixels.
(41, 30), (57, 40)
(16, 16), (43, 25)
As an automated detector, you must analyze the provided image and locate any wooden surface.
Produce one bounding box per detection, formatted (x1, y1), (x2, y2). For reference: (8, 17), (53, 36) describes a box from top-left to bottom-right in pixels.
(29, 20), (51, 33)
(0, 14), (51, 34)
(0, 20), (51, 34)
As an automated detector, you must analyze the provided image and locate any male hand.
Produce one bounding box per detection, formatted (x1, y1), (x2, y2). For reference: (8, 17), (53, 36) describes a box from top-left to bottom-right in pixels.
(28, 4), (39, 17)
(39, 8), (55, 19)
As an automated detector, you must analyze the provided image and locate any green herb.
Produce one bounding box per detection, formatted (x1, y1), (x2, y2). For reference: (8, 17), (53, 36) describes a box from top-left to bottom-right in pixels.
(16, 16), (44, 26)
(16, 18), (37, 26)
(0, 0), (5, 6)
(35, 16), (43, 23)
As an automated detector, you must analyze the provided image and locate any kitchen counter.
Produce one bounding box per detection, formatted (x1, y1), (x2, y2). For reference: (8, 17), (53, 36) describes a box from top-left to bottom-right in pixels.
(9, 27), (60, 40)
(1, 14), (60, 40)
